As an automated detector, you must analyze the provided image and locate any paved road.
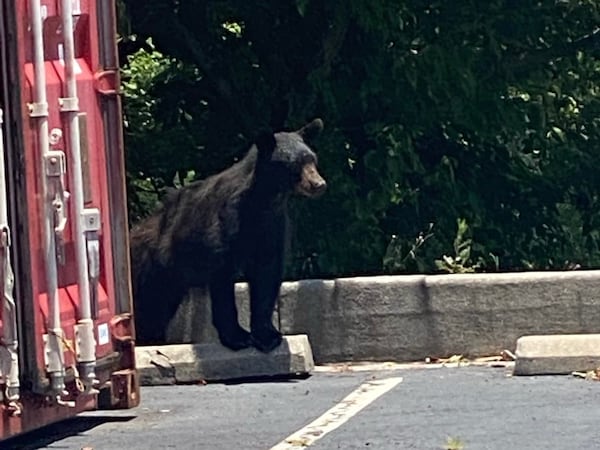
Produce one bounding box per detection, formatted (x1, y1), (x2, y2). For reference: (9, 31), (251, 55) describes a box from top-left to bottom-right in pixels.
(5, 365), (600, 450)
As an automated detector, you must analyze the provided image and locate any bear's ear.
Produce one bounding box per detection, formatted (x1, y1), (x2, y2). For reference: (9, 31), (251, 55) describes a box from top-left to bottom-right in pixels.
(297, 118), (324, 142)
(254, 129), (276, 159)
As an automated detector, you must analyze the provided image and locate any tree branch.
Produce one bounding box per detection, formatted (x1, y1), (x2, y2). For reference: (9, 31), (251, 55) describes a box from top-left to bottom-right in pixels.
(318, 8), (350, 78)
(165, 15), (257, 137)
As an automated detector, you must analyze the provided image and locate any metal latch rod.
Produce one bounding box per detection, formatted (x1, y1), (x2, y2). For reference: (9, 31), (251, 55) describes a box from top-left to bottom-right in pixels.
(60, 0), (98, 393)
(29, 0), (67, 396)
(0, 108), (21, 413)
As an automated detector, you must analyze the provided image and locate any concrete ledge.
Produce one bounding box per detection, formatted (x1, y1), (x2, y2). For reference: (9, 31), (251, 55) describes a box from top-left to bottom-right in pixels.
(514, 334), (600, 375)
(165, 270), (600, 364)
(165, 285), (262, 344)
(136, 334), (314, 385)
(279, 276), (428, 362)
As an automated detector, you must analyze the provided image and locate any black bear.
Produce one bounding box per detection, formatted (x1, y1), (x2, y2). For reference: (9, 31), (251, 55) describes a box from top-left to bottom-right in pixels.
(130, 119), (326, 352)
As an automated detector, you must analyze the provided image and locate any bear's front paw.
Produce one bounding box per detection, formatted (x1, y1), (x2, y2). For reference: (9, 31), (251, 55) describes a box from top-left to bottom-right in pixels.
(251, 325), (283, 353)
(217, 326), (253, 351)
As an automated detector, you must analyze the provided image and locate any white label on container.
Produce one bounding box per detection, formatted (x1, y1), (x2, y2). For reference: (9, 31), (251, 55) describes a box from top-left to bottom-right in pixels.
(98, 323), (110, 346)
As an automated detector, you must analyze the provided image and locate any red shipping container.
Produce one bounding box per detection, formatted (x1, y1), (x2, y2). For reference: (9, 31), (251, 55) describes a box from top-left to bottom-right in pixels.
(0, 0), (139, 440)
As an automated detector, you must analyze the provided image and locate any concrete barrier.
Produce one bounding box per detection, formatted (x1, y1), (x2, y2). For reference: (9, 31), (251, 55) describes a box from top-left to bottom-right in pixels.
(164, 270), (600, 363)
(166, 285), (257, 344)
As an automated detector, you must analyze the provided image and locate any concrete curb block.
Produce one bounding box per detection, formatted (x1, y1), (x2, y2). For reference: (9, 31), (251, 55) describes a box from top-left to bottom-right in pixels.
(514, 334), (600, 375)
(136, 334), (315, 386)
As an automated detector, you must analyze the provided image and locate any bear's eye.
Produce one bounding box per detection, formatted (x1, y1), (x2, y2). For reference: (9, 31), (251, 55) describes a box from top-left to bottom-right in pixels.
(300, 152), (317, 166)
(294, 152), (315, 166)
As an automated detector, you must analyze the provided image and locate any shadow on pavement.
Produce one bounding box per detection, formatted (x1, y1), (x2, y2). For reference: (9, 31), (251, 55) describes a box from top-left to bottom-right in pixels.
(221, 372), (311, 385)
(2, 415), (135, 450)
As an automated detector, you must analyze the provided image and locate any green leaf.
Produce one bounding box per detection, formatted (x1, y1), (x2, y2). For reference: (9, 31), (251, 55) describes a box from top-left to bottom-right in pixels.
(296, 0), (310, 16)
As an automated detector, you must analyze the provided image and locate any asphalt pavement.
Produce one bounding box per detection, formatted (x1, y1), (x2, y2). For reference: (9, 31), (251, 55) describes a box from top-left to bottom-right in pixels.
(5, 365), (600, 450)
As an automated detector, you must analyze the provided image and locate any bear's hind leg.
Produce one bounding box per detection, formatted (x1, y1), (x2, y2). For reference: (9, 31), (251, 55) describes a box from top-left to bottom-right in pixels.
(209, 269), (252, 350)
(134, 276), (184, 345)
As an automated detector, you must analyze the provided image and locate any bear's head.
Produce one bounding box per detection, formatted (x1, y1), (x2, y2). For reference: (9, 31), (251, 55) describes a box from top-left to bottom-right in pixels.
(255, 118), (327, 198)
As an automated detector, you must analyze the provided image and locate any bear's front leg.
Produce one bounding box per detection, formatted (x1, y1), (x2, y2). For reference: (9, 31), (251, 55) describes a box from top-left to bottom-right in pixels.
(209, 269), (252, 350)
(247, 257), (283, 353)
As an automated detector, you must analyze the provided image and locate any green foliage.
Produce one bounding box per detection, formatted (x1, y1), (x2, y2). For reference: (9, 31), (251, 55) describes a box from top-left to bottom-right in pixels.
(435, 218), (477, 274)
(384, 223), (434, 273)
(121, 39), (208, 221)
(434, 218), (500, 274)
(120, 0), (600, 278)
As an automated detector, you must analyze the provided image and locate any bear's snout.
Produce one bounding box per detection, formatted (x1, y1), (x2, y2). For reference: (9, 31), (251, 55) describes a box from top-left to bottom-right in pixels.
(297, 162), (327, 198)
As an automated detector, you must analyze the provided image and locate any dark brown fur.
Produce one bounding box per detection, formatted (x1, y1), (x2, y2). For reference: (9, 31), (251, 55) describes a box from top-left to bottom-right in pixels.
(131, 119), (326, 352)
